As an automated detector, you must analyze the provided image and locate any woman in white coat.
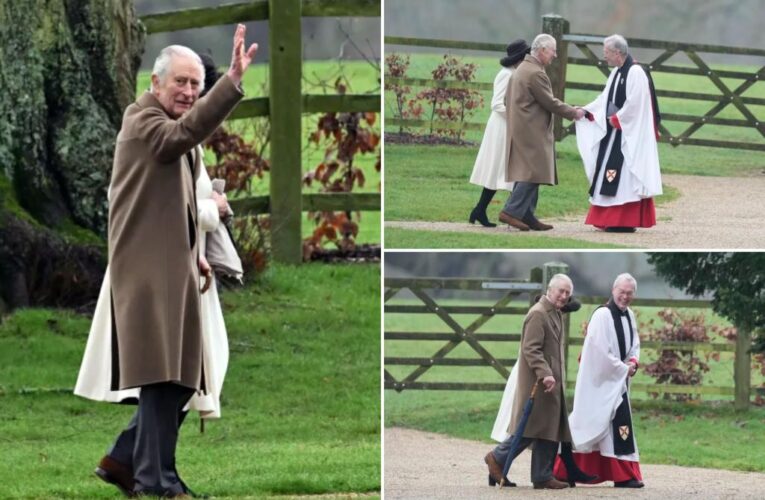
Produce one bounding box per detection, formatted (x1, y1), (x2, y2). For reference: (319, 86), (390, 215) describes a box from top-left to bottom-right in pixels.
(468, 39), (530, 227)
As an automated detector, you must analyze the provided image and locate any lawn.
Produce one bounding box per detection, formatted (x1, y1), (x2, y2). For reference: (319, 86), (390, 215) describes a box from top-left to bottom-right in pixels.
(0, 263), (381, 499)
(383, 297), (765, 472)
(383, 52), (764, 248)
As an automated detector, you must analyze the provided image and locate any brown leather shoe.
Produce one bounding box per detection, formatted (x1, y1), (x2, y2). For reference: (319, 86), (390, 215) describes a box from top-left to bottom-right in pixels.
(533, 478), (570, 489)
(498, 211), (530, 231)
(484, 452), (504, 484)
(95, 455), (135, 497)
(525, 218), (553, 231)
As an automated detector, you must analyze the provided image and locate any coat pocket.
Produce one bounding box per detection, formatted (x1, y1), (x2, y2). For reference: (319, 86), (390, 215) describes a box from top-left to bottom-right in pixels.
(187, 204), (196, 250)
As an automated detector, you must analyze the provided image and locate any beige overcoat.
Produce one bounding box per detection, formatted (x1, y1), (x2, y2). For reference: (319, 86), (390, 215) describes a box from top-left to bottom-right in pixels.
(508, 295), (572, 442)
(108, 75), (243, 390)
(505, 54), (578, 185)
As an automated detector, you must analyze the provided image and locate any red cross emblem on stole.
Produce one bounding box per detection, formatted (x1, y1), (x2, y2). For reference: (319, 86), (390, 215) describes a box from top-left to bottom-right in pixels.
(606, 169), (617, 182)
(619, 425), (630, 440)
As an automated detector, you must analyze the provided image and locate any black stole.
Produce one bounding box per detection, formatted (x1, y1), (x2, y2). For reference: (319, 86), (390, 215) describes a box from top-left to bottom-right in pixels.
(605, 298), (636, 455)
(589, 56), (662, 197)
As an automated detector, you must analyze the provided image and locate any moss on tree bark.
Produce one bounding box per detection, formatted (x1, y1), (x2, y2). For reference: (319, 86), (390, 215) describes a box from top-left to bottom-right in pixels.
(0, 0), (144, 310)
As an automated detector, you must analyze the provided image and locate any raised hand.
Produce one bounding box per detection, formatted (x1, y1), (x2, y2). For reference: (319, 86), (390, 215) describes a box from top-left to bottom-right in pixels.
(227, 23), (259, 86)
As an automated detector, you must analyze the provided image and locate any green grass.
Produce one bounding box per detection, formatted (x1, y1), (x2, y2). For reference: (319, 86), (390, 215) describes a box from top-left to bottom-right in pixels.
(384, 298), (765, 471)
(384, 227), (626, 249)
(383, 143), (679, 223)
(0, 263), (380, 499)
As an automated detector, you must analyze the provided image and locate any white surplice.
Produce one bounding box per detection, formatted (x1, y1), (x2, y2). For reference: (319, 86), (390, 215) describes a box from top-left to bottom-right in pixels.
(575, 64), (662, 207)
(568, 307), (640, 461)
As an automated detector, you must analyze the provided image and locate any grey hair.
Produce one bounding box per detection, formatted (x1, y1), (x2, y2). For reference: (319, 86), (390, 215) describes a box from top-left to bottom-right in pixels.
(604, 34), (629, 56)
(150, 45), (205, 92)
(613, 272), (637, 292)
(548, 273), (574, 295)
(531, 34), (556, 56)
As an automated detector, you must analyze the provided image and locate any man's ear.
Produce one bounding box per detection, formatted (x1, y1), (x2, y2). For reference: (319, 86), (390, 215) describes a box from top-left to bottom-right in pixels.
(150, 74), (160, 94)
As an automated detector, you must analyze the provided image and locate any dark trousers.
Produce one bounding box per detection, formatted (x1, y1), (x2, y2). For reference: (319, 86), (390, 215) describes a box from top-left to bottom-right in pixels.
(492, 436), (558, 484)
(503, 182), (540, 222)
(107, 382), (194, 496)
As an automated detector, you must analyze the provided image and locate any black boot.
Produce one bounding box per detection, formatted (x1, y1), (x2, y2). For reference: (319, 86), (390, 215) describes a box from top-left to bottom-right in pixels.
(469, 188), (497, 227)
(559, 442), (598, 487)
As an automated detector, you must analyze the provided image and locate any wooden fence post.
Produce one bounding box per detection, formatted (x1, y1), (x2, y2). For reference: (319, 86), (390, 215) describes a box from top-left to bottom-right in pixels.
(542, 262), (570, 387)
(269, 0), (302, 264)
(734, 326), (751, 410)
(542, 14), (570, 141)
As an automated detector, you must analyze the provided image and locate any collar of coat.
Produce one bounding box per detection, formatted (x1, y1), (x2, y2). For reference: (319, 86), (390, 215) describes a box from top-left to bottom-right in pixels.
(136, 91), (175, 118)
(524, 54), (543, 68)
(538, 294), (557, 312)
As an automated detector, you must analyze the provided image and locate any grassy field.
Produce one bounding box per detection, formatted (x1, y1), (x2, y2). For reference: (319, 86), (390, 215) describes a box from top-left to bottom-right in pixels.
(0, 263), (380, 499)
(384, 298), (765, 472)
(137, 60), (382, 245)
(383, 52), (764, 248)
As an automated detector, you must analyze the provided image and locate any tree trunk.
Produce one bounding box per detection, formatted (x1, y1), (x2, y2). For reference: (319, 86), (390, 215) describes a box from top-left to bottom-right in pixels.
(0, 0), (144, 311)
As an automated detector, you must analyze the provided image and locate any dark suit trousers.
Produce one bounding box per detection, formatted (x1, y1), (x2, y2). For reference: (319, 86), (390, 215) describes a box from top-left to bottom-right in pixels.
(492, 436), (558, 483)
(503, 181), (540, 222)
(107, 382), (194, 496)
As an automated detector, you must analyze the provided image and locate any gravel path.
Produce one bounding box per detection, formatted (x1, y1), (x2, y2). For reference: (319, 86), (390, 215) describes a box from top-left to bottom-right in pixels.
(385, 174), (765, 249)
(384, 427), (765, 499)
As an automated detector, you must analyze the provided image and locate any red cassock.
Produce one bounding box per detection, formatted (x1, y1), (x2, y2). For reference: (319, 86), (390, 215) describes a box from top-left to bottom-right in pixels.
(554, 451), (643, 484)
(585, 198), (656, 229)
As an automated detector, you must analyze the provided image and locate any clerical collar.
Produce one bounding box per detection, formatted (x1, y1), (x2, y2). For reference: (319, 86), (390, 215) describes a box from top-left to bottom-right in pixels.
(606, 298), (628, 316)
(619, 54), (634, 71)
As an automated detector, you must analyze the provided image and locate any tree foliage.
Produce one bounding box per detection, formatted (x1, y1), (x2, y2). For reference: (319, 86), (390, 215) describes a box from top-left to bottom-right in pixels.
(648, 253), (765, 353)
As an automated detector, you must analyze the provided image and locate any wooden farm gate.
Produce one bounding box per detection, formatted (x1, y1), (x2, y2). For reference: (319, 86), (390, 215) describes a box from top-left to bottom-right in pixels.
(384, 14), (765, 152)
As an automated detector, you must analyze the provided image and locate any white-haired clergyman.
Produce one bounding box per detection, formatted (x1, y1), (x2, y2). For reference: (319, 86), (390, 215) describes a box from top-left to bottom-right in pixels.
(557, 273), (644, 488)
(576, 34), (663, 233)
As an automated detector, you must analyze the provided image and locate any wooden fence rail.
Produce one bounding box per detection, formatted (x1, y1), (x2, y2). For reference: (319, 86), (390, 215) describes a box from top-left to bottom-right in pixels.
(384, 264), (756, 409)
(384, 14), (765, 152)
(141, 0), (381, 263)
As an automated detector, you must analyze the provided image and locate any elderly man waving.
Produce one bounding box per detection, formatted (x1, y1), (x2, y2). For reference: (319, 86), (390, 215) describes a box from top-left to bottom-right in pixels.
(498, 33), (584, 232)
(88, 25), (257, 498)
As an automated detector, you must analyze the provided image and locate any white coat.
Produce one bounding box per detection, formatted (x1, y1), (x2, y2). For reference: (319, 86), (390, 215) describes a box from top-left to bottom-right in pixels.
(576, 64), (662, 207)
(74, 147), (230, 419)
(469, 67), (515, 191)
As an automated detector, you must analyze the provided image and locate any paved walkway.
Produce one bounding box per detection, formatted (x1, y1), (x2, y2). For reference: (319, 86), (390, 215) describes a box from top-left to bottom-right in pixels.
(385, 427), (765, 499)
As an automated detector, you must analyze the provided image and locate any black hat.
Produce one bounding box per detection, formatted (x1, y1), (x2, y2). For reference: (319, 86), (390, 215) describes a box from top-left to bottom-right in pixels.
(500, 39), (531, 67)
(199, 52), (222, 98)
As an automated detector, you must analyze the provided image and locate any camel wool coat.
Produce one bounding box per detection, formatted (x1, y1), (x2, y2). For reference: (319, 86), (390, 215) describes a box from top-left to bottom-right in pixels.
(505, 54), (578, 185)
(508, 295), (572, 443)
(108, 75), (242, 390)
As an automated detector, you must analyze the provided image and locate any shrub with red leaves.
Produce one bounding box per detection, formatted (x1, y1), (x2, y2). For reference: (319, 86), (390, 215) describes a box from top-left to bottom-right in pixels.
(302, 80), (380, 260)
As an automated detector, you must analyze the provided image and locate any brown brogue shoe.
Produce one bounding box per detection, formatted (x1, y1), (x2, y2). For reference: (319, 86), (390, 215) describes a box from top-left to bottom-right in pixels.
(525, 219), (553, 231)
(484, 452), (504, 484)
(533, 478), (570, 489)
(95, 455), (135, 497)
(498, 211), (530, 231)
